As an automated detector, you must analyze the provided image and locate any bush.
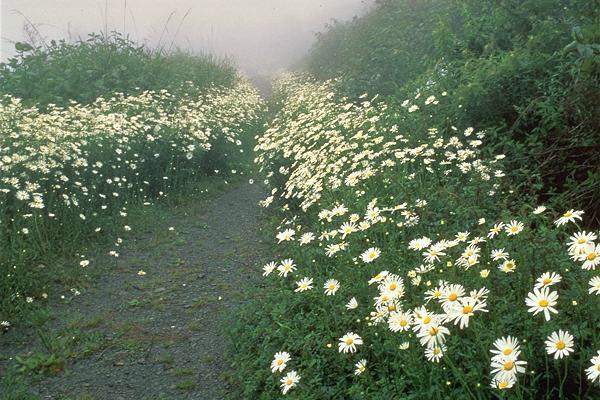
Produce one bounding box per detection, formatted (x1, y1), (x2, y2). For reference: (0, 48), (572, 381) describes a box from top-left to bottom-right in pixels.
(0, 32), (237, 109)
(304, 0), (600, 226)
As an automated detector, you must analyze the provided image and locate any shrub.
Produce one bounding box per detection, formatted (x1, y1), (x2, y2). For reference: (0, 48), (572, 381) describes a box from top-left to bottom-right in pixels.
(303, 0), (600, 226)
(0, 32), (237, 109)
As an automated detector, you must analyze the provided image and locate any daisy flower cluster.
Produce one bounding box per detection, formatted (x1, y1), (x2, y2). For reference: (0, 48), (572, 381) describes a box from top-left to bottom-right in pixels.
(0, 78), (264, 319)
(270, 351), (300, 394)
(252, 75), (599, 397)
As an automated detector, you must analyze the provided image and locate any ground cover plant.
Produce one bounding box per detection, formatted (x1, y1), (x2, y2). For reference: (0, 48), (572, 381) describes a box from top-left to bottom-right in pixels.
(231, 74), (600, 399)
(0, 58), (264, 325)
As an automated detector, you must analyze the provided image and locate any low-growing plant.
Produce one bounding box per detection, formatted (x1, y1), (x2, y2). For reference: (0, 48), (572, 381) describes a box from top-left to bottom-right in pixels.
(231, 75), (600, 399)
(0, 78), (264, 322)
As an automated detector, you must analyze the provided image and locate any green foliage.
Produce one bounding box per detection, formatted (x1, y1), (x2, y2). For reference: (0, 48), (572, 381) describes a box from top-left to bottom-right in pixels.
(0, 32), (237, 109)
(304, 0), (600, 225)
(0, 369), (41, 400)
(231, 76), (600, 399)
(0, 65), (264, 322)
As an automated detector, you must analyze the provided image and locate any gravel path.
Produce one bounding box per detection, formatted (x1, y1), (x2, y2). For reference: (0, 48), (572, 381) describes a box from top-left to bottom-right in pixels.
(1, 181), (268, 399)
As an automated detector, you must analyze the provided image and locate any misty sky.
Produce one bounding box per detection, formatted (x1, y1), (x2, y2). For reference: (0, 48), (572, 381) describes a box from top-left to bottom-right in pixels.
(1, 0), (372, 75)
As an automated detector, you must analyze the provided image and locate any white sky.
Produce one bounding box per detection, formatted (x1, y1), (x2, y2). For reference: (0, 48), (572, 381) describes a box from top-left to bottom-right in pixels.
(0, 0), (371, 75)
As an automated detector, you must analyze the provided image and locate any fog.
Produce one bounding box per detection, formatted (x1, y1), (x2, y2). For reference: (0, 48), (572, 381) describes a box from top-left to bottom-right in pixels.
(0, 0), (372, 76)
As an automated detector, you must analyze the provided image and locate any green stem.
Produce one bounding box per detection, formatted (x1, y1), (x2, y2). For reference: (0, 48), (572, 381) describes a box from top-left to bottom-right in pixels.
(445, 356), (477, 400)
(559, 358), (568, 398)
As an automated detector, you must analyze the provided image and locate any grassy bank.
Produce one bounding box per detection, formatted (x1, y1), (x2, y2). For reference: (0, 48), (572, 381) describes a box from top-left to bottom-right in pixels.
(231, 75), (599, 399)
(305, 0), (599, 226)
(0, 34), (265, 325)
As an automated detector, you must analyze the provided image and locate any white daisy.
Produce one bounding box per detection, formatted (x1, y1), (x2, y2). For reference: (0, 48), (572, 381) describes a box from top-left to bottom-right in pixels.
(588, 276), (600, 295)
(280, 370), (300, 394)
(361, 247), (381, 263)
(338, 332), (363, 353)
(346, 297), (358, 310)
(324, 279), (340, 296)
(545, 330), (574, 359)
(354, 359), (367, 375)
(270, 351), (291, 373)
(586, 350), (600, 383)
(525, 287), (559, 321)
(554, 209), (584, 227)
(294, 277), (313, 292)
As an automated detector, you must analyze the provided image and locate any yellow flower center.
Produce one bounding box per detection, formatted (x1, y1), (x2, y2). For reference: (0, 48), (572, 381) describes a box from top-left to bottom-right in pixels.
(277, 359), (284, 365)
(462, 305), (473, 314)
(587, 252), (597, 261)
(448, 293), (458, 301)
(389, 283), (397, 290)
(433, 347), (441, 355)
(538, 299), (549, 307)
(423, 316), (431, 324)
(564, 211), (572, 217)
(400, 319), (408, 327)
(388, 304), (396, 312)
(543, 278), (552, 285)
(556, 340), (565, 350)
(578, 238), (586, 244)
(286, 379), (293, 385)
(503, 348), (512, 356)
(498, 381), (509, 389)
(503, 360), (514, 371)
(429, 327), (438, 336)
(345, 338), (354, 345)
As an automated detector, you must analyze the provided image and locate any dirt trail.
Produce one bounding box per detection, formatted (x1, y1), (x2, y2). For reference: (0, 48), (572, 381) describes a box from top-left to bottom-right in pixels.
(1, 181), (268, 400)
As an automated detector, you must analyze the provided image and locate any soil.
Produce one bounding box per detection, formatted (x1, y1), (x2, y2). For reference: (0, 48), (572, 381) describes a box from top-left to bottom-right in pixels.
(0, 181), (268, 400)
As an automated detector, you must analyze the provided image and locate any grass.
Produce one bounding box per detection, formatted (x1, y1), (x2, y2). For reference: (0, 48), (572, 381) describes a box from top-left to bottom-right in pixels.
(0, 175), (244, 398)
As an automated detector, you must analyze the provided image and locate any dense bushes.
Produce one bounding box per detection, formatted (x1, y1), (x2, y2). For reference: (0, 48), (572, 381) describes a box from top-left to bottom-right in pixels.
(0, 33), (237, 109)
(232, 75), (599, 399)
(304, 0), (600, 225)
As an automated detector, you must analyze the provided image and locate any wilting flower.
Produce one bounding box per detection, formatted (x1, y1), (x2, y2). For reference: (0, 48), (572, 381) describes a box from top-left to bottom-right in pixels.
(354, 359), (367, 375)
